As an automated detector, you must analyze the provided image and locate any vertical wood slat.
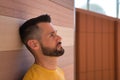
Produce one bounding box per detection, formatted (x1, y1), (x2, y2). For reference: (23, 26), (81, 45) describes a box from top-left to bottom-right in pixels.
(95, 34), (102, 70)
(102, 34), (109, 70)
(103, 71), (109, 80)
(87, 33), (94, 72)
(75, 12), (80, 80)
(95, 17), (102, 33)
(109, 21), (114, 33)
(109, 33), (115, 80)
(102, 19), (109, 33)
(87, 15), (94, 33)
(95, 71), (102, 80)
(79, 13), (87, 33)
(76, 10), (87, 80)
(94, 17), (102, 80)
(117, 21), (120, 80)
(80, 73), (87, 80)
(102, 20), (109, 80)
(87, 72), (94, 80)
(79, 34), (87, 72)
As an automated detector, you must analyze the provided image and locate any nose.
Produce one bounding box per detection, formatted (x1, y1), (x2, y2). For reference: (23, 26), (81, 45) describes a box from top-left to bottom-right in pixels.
(56, 35), (62, 41)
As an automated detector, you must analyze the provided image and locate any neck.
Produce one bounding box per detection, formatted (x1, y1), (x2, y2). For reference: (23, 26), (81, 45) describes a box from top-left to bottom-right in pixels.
(35, 55), (58, 70)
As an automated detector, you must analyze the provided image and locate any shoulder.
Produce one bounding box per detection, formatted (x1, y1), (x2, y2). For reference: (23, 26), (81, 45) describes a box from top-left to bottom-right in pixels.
(23, 64), (41, 80)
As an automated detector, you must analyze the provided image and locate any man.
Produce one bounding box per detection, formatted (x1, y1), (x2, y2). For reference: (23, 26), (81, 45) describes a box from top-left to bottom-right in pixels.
(19, 14), (65, 80)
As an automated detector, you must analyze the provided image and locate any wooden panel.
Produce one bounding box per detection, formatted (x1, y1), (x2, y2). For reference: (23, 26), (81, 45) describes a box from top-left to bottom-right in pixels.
(87, 72), (94, 80)
(79, 13), (87, 32)
(80, 73), (87, 80)
(0, 15), (23, 51)
(76, 8), (115, 80)
(0, 0), (74, 28)
(79, 33), (87, 72)
(117, 22), (120, 80)
(103, 71), (109, 80)
(102, 34), (109, 70)
(118, 71), (120, 80)
(109, 33), (114, 70)
(55, 25), (74, 46)
(58, 46), (74, 67)
(87, 33), (94, 71)
(102, 19), (109, 33)
(95, 71), (102, 80)
(109, 70), (114, 80)
(95, 34), (102, 70)
(76, 12), (81, 32)
(62, 64), (74, 80)
(60, 46), (74, 80)
(109, 20), (114, 33)
(0, 49), (34, 80)
(87, 15), (94, 33)
(95, 17), (102, 33)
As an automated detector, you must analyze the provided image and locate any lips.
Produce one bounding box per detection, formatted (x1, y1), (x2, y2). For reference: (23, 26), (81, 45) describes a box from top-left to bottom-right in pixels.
(57, 42), (62, 50)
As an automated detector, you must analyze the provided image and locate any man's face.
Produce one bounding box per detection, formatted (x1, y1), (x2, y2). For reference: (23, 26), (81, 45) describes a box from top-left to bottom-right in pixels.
(37, 22), (64, 57)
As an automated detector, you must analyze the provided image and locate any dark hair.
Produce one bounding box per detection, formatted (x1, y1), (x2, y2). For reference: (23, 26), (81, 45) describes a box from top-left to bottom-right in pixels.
(19, 14), (51, 46)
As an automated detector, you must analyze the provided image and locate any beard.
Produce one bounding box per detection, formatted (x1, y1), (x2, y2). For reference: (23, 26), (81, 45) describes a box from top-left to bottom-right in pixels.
(40, 42), (64, 57)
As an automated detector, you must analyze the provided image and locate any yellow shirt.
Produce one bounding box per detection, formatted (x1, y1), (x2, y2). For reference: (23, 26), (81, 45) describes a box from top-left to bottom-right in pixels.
(23, 64), (65, 80)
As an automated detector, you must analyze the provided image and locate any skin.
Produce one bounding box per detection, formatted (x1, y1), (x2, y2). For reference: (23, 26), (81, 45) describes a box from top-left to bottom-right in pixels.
(27, 22), (63, 70)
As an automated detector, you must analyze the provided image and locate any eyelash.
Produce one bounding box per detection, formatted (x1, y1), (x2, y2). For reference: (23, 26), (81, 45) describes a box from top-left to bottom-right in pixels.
(50, 32), (58, 38)
(51, 33), (56, 37)
(50, 31), (58, 38)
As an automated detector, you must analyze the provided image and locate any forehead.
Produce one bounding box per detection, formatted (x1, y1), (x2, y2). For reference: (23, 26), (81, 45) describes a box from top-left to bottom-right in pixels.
(37, 22), (56, 33)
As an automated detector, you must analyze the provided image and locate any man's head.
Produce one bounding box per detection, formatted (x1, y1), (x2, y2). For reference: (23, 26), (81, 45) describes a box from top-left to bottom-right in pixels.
(19, 14), (64, 57)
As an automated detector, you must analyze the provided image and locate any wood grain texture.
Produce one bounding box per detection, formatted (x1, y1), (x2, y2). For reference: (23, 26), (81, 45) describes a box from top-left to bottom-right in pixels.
(0, 0), (74, 28)
(0, 15), (23, 51)
(117, 21), (120, 80)
(76, 8), (115, 80)
(0, 49), (34, 80)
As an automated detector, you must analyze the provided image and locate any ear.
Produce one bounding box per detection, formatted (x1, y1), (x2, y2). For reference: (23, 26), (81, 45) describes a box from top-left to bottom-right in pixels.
(27, 40), (40, 50)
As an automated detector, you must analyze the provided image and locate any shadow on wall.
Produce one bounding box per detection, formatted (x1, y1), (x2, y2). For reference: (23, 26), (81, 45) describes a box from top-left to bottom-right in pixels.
(0, 15), (34, 80)
(0, 49), (34, 80)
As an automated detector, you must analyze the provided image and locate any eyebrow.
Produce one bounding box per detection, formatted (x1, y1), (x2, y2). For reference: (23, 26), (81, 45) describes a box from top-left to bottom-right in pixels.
(49, 30), (57, 34)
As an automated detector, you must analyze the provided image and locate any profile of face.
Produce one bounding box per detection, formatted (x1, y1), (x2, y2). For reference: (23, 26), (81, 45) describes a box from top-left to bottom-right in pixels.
(37, 22), (64, 57)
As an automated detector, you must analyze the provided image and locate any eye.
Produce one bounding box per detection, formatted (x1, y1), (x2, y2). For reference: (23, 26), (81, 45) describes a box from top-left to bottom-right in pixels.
(49, 31), (57, 38)
(51, 33), (55, 37)
(50, 33), (56, 37)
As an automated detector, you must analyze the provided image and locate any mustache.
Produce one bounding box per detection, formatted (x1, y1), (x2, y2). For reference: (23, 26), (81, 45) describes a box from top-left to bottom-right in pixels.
(57, 42), (62, 46)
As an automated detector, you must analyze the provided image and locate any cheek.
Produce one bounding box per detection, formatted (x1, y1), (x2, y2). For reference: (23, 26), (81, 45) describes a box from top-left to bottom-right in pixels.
(42, 39), (57, 48)
(48, 41), (57, 47)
